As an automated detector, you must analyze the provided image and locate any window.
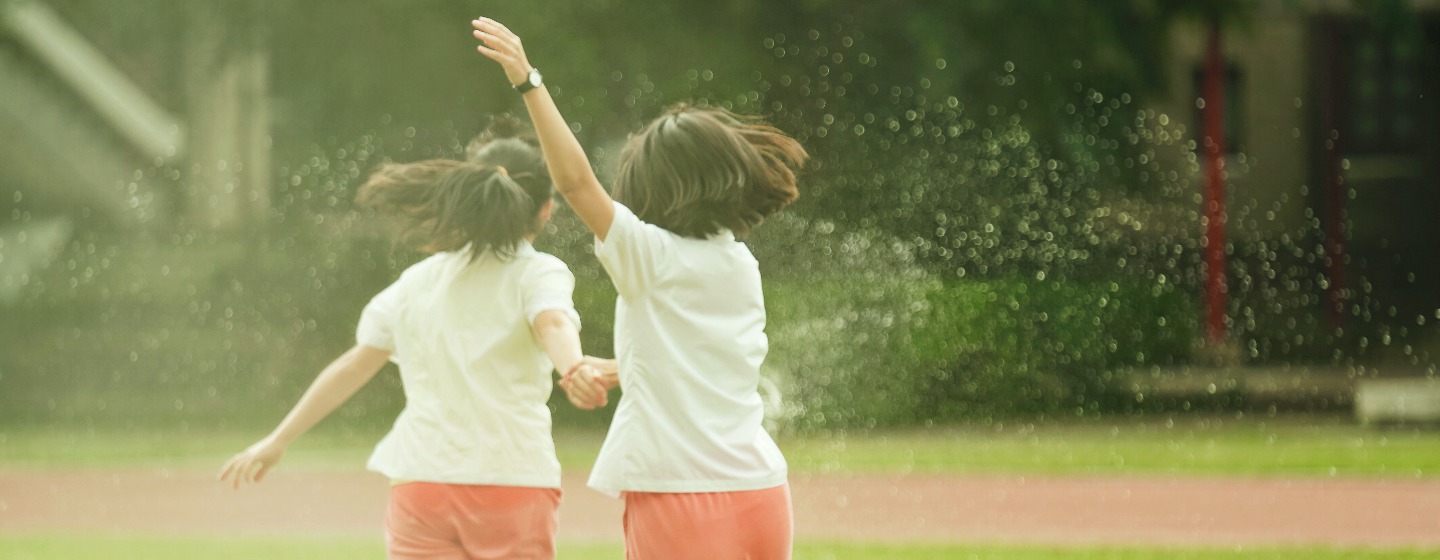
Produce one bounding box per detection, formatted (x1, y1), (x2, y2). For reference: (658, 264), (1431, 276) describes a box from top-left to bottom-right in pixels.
(1340, 25), (1432, 154)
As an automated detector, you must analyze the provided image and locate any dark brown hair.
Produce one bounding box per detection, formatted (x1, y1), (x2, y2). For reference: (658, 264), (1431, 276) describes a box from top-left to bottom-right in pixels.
(356, 117), (552, 260)
(612, 104), (808, 239)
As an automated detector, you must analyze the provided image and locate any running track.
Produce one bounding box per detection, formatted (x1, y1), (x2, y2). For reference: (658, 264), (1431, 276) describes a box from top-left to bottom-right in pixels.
(1, 469), (1437, 547)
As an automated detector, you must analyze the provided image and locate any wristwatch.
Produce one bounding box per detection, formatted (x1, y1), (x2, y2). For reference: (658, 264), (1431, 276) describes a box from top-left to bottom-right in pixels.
(514, 68), (543, 94)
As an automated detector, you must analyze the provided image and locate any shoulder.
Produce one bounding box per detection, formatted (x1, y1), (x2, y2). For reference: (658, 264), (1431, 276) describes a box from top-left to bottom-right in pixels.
(608, 201), (680, 247)
(518, 250), (575, 282)
(389, 252), (451, 285)
(529, 250), (572, 272)
(406, 251), (457, 274)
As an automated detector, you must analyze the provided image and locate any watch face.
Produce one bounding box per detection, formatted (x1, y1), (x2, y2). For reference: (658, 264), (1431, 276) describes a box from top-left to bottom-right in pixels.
(529, 70), (543, 87)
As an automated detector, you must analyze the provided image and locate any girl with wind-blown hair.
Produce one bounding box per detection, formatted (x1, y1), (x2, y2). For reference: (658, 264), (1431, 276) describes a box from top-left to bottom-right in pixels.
(220, 119), (610, 560)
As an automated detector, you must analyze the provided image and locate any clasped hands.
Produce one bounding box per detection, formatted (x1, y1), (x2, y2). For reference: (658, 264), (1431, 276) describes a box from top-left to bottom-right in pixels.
(559, 356), (618, 410)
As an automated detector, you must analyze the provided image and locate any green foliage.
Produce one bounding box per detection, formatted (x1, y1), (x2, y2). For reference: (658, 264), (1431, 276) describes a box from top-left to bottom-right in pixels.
(754, 213), (938, 429)
(762, 248), (1198, 430)
(911, 275), (1198, 421)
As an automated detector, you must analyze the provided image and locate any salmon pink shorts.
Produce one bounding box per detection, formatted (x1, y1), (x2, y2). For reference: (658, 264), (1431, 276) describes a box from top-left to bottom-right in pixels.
(623, 483), (792, 560)
(385, 482), (561, 560)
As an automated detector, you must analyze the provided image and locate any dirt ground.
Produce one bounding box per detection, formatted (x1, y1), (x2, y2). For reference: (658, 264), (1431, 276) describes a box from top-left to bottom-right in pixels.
(2, 468), (1438, 547)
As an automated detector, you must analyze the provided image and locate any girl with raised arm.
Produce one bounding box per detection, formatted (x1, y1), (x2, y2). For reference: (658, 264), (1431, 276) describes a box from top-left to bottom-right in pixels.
(219, 121), (609, 560)
(473, 17), (808, 560)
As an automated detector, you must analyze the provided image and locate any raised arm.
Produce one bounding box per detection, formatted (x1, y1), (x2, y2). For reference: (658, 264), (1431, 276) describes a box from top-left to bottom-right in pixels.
(218, 344), (390, 488)
(472, 17), (616, 240)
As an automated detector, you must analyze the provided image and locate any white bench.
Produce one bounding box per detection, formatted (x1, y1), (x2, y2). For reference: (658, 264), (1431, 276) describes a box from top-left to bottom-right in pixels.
(1355, 378), (1440, 425)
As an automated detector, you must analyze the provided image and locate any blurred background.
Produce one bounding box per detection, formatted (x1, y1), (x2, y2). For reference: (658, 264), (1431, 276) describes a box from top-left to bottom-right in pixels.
(2, 0), (1439, 443)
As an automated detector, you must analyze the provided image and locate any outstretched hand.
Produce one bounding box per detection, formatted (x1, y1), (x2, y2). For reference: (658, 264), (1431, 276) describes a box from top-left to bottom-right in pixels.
(218, 437), (287, 489)
(472, 17), (532, 87)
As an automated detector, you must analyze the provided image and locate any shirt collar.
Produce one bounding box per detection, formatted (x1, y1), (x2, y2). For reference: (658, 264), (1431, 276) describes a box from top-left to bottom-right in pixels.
(455, 240), (537, 259)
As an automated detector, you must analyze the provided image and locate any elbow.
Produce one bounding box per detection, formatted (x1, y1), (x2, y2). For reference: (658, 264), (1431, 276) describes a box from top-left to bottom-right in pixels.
(534, 322), (562, 341)
(553, 180), (586, 199)
(532, 314), (571, 339)
(552, 174), (600, 198)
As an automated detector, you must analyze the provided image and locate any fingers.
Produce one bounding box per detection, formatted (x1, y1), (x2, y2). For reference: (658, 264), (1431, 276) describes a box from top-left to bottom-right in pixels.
(470, 17), (531, 86)
(566, 379), (598, 408)
(472, 31), (513, 57)
(584, 356), (619, 376)
(473, 17), (520, 43)
(560, 365), (609, 410)
(471, 21), (519, 53)
(557, 376), (586, 409)
(573, 368), (609, 408)
(471, 28), (521, 73)
(219, 451), (272, 489)
(223, 456), (250, 489)
(562, 383), (595, 410)
(581, 356), (620, 390)
(571, 395), (596, 410)
(591, 376), (609, 407)
(220, 454), (253, 489)
(218, 457), (237, 483)
(600, 369), (620, 390)
(475, 43), (507, 62)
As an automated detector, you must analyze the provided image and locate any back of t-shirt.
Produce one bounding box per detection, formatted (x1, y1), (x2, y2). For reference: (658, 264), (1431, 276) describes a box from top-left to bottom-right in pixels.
(588, 202), (787, 495)
(356, 244), (579, 487)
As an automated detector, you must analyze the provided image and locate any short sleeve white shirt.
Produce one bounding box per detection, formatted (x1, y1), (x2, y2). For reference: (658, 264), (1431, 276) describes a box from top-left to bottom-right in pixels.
(356, 242), (579, 488)
(587, 201), (788, 496)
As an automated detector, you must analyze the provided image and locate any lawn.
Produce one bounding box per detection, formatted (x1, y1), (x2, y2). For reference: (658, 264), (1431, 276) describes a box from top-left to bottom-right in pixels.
(2, 413), (1435, 478)
(781, 414), (1440, 478)
(0, 535), (1434, 560)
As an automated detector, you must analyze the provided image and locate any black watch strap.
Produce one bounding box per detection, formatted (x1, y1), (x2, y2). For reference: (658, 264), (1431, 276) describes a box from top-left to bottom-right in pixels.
(514, 68), (542, 94)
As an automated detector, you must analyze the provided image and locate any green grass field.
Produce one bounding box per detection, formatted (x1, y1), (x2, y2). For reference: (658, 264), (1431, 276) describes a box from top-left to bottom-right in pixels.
(3, 413), (1436, 478)
(782, 414), (1440, 478)
(0, 535), (1435, 560)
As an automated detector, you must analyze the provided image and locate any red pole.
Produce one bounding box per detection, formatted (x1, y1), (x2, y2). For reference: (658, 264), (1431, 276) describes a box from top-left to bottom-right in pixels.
(1202, 21), (1228, 345)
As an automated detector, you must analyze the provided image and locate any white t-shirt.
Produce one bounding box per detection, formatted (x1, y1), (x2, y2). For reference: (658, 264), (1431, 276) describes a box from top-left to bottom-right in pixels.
(587, 201), (788, 496)
(356, 243), (580, 488)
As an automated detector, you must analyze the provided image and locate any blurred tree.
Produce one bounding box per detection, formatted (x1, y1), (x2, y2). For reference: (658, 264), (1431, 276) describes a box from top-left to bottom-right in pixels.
(746, 0), (1259, 178)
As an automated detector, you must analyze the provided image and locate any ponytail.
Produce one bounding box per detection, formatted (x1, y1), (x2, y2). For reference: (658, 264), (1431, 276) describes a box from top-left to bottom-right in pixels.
(431, 166), (538, 260)
(356, 160), (550, 261)
(357, 116), (553, 260)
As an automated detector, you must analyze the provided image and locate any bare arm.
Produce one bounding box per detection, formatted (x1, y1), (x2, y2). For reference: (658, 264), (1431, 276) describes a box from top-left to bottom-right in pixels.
(218, 345), (390, 488)
(533, 310), (608, 409)
(472, 17), (616, 240)
(533, 309), (583, 383)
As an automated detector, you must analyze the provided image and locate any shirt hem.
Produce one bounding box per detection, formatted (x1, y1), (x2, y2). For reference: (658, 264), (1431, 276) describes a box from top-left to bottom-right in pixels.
(368, 467), (561, 489)
(587, 472), (788, 498)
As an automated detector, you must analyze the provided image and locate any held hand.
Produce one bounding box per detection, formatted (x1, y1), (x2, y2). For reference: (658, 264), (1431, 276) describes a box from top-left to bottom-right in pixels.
(559, 364), (608, 410)
(582, 356), (620, 390)
(471, 17), (533, 87)
(217, 437), (287, 490)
